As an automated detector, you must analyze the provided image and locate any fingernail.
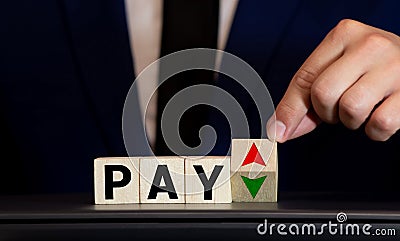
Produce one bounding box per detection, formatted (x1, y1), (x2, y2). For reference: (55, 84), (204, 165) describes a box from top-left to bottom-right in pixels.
(267, 120), (286, 142)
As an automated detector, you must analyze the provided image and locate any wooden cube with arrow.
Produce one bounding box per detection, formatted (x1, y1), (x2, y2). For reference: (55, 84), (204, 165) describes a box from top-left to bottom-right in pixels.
(231, 139), (277, 202)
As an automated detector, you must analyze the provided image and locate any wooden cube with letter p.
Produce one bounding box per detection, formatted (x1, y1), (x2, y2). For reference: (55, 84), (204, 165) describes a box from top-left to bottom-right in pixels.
(94, 157), (140, 204)
(185, 156), (232, 203)
(231, 139), (277, 202)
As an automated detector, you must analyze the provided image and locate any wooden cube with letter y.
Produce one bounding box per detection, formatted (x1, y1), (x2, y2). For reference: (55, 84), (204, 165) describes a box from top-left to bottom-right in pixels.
(185, 156), (232, 203)
(231, 139), (278, 202)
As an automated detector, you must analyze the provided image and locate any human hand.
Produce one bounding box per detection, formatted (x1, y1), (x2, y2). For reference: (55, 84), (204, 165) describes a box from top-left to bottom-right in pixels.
(267, 19), (400, 142)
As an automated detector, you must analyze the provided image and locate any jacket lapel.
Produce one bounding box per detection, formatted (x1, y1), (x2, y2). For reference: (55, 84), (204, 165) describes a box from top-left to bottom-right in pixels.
(61, 0), (149, 155)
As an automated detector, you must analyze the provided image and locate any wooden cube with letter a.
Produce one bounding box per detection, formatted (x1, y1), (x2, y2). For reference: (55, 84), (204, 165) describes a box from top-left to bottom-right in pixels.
(94, 157), (140, 204)
(185, 156), (232, 203)
(140, 157), (185, 203)
(231, 139), (277, 202)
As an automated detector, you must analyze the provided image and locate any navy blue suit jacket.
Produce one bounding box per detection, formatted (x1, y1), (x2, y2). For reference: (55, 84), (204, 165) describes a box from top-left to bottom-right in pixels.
(1, 0), (400, 194)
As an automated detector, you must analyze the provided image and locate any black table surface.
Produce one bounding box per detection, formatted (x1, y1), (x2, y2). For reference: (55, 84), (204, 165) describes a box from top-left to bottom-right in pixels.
(1, 192), (400, 240)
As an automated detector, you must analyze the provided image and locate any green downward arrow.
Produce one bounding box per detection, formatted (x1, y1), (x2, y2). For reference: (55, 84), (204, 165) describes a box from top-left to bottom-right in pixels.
(240, 175), (267, 198)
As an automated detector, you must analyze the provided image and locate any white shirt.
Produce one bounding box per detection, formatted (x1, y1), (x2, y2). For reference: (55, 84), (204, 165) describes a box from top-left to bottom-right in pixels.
(125, 0), (239, 147)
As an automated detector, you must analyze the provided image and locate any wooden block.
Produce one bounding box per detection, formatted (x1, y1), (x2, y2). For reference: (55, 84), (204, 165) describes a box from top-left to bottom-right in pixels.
(230, 170), (277, 202)
(140, 157), (185, 203)
(231, 139), (278, 202)
(94, 157), (140, 204)
(185, 156), (232, 203)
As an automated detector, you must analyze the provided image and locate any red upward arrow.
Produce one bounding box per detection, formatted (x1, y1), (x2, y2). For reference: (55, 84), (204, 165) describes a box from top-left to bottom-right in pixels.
(241, 143), (266, 167)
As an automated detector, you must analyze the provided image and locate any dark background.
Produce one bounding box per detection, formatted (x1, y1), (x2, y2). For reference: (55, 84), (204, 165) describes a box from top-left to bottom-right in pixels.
(0, 0), (399, 196)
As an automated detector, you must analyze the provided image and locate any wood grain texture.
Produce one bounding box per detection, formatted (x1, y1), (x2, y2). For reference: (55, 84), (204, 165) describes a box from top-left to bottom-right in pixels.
(94, 157), (140, 204)
(185, 156), (232, 203)
(231, 139), (278, 202)
(231, 171), (277, 202)
(140, 157), (185, 203)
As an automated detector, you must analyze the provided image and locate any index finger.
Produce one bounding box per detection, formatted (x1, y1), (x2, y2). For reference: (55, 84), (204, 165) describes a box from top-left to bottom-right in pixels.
(270, 19), (363, 142)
